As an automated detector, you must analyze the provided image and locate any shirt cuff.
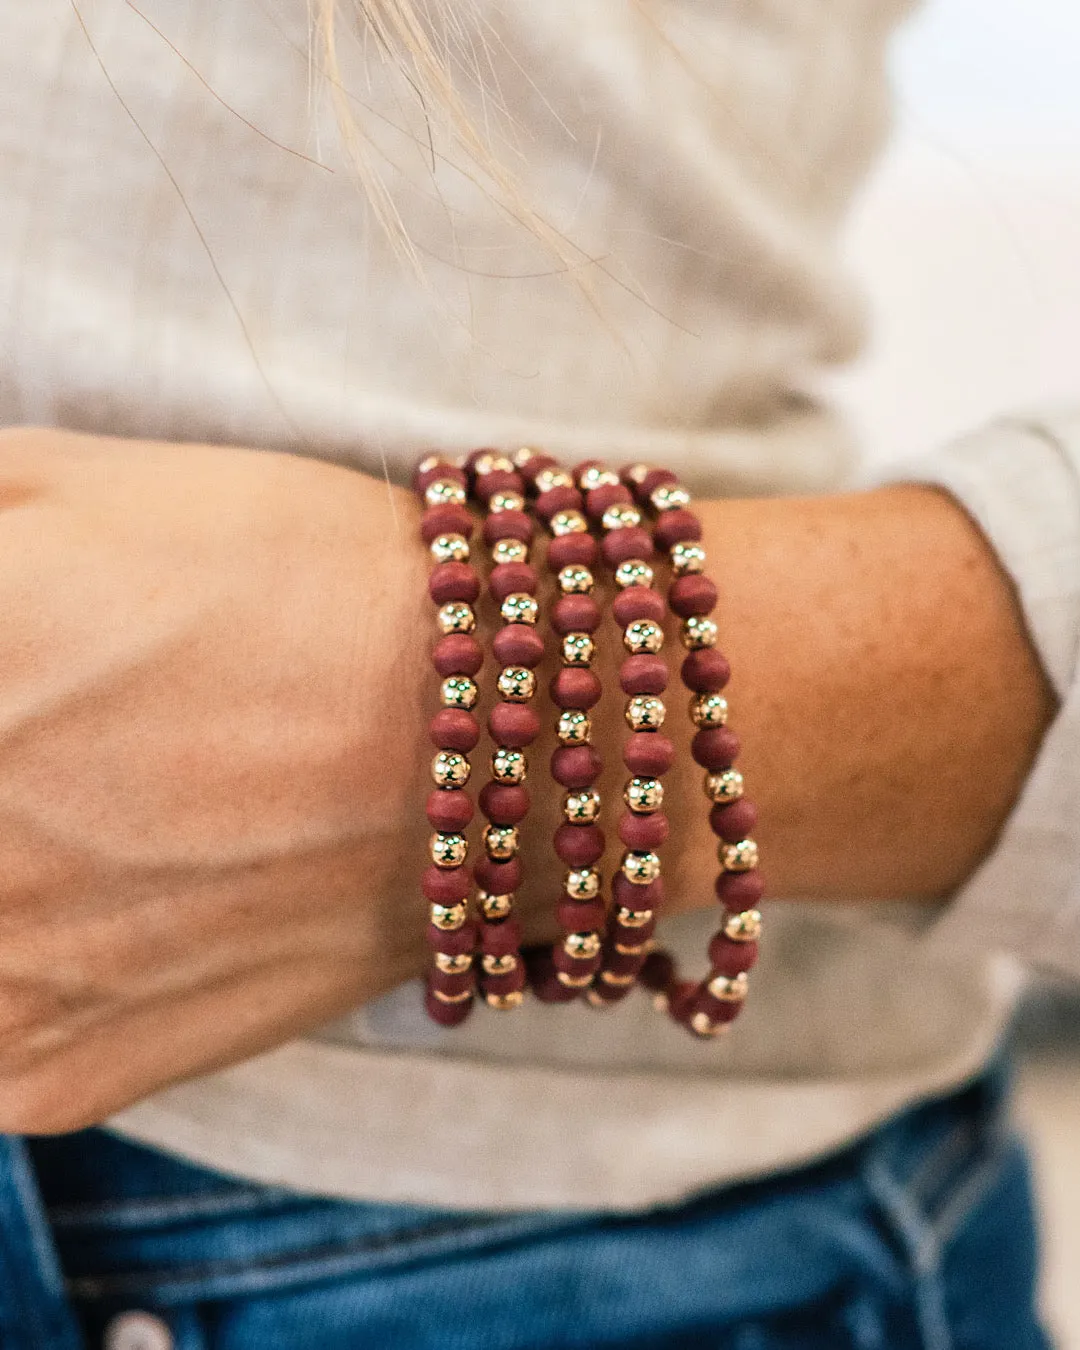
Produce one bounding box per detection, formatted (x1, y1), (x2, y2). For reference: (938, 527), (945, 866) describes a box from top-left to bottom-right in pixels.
(864, 408), (1080, 978)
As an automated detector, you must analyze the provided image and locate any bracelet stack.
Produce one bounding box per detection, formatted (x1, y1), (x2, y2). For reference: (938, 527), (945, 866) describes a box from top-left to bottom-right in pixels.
(413, 450), (764, 1039)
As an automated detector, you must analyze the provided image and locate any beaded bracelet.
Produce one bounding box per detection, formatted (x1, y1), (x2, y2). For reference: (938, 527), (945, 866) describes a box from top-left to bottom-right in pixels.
(413, 454), (482, 1026)
(467, 451), (538, 1012)
(626, 464), (763, 1038)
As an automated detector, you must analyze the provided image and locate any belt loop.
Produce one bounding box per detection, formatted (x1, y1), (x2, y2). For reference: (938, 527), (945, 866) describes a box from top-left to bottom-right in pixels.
(0, 1135), (85, 1350)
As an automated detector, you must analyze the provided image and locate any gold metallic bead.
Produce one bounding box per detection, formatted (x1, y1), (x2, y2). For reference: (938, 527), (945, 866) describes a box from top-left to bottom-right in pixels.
(652, 992), (670, 1014)
(691, 693), (728, 727)
(437, 602), (476, 636)
(441, 675), (478, 710)
(625, 695), (666, 731)
(558, 564), (594, 595)
(490, 490), (525, 514)
(479, 892), (514, 921)
(564, 789), (601, 823)
(650, 483), (691, 512)
(577, 464), (620, 492)
(430, 532), (470, 563)
(434, 952), (474, 975)
(721, 838), (759, 873)
(473, 452), (515, 476)
(707, 971), (749, 1002)
(417, 453), (444, 476)
(432, 751), (471, 788)
(564, 931), (602, 960)
(624, 776), (664, 813)
(682, 616), (718, 649)
(492, 747), (527, 784)
(705, 768), (744, 803)
(557, 970), (595, 989)
(724, 908), (763, 942)
(601, 502), (642, 532)
(690, 1011), (730, 1038)
(483, 824), (519, 860)
(615, 905), (654, 928)
(424, 477), (467, 508)
(492, 537), (528, 565)
(624, 463), (651, 486)
(565, 867), (601, 900)
(497, 666), (536, 702)
(550, 509), (589, 537)
(562, 632), (595, 667)
(500, 592), (539, 626)
(431, 832), (468, 868)
(614, 939), (650, 955)
(482, 953), (519, 976)
(486, 989), (525, 1010)
(670, 542), (706, 574)
(534, 467), (574, 494)
(586, 988), (612, 1008)
(622, 850), (661, 885)
(600, 969), (637, 987)
(433, 986), (473, 1005)
(623, 620), (664, 655)
(430, 901), (468, 931)
(513, 446), (539, 469)
(614, 559), (655, 590)
(557, 710), (592, 745)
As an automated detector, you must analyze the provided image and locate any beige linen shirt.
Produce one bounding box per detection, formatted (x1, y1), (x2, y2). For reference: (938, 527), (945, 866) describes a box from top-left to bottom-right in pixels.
(4, 0), (1073, 1210)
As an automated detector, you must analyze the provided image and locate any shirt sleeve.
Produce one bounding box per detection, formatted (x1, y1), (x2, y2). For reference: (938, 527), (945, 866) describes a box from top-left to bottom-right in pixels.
(864, 407), (1080, 980)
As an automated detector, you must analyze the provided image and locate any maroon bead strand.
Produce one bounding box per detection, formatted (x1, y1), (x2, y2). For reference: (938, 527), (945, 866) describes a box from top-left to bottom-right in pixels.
(468, 452), (537, 1012)
(626, 464), (763, 1038)
(414, 454), (481, 1026)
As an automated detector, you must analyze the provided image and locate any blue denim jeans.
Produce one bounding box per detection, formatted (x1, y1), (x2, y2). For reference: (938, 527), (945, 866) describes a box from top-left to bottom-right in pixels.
(0, 1067), (1050, 1350)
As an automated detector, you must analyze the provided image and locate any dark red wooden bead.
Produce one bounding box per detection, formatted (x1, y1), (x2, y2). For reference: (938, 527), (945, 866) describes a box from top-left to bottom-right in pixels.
(425, 987), (473, 1026)
(552, 946), (603, 977)
(623, 732), (675, 776)
(612, 588), (666, 628)
(425, 920), (478, 955)
(489, 562), (538, 600)
(640, 467), (678, 497)
(526, 948), (580, 1002)
(714, 870), (766, 908)
(603, 947), (647, 978)
(618, 810), (669, 850)
(493, 625), (545, 667)
(585, 483), (633, 517)
(682, 649), (731, 693)
(478, 782), (530, 825)
(547, 533), (598, 569)
(551, 668), (602, 709)
(480, 963), (527, 995)
(590, 978), (632, 1003)
(475, 469), (521, 503)
(432, 634), (483, 678)
(692, 727), (741, 770)
(429, 562), (480, 605)
(639, 949), (676, 992)
(707, 934), (759, 976)
(610, 913), (658, 947)
(693, 989), (744, 1024)
(554, 822), (605, 867)
(426, 788), (474, 832)
(480, 917), (523, 956)
(421, 504), (473, 543)
(619, 655), (668, 696)
(670, 574), (718, 618)
(482, 509), (534, 546)
(535, 486), (582, 521)
(474, 857), (523, 895)
(601, 527), (655, 567)
(488, 702), (541, 748)
(556, 897), (607, 932)
(612, 872), (665, 912)
(551, 745), (603, 789)
(429, 967), (476, 998)
(667, 979), (699, 1025)
(463, 447), (499, 472)
(552, 594), (602, 634)
(709, 799), (758, 842)
(421, 864), (471, 904)
(519, 453), (558, 483)
(413, 461), (465, 495)
(428, 708), (480, 752)
(655, 509), (702, 550)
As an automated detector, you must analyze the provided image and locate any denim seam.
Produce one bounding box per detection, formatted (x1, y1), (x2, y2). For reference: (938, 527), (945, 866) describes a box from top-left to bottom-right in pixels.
(47, 1186), (302, 1231)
